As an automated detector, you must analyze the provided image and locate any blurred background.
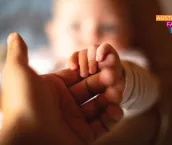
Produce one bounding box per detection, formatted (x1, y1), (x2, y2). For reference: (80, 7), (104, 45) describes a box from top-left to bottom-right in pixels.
(0, 0), (171, 71)
(0, 0), (52, 50)
(0, 0), (52, 72)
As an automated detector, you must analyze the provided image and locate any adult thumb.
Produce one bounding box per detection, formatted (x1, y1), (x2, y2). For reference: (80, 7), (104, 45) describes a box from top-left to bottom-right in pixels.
(6, 33), (28, 66)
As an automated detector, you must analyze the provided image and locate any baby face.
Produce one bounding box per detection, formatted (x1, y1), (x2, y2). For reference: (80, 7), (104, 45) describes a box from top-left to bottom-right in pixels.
(47, 0), (131, 66)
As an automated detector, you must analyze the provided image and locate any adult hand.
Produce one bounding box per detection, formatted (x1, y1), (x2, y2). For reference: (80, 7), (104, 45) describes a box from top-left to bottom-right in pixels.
(0, 33), (123, 145)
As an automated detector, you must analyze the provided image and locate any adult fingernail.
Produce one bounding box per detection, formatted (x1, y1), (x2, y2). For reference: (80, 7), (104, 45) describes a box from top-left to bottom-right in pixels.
(7, 33), (17, 45)
(7, 35), (13, 45)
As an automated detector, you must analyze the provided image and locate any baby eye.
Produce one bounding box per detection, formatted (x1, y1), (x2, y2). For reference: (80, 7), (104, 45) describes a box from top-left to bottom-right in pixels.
(100, 24), (117, 33)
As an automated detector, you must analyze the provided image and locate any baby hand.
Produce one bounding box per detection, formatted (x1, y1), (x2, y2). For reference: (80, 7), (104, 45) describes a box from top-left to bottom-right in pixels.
(69, 43), (125, 104)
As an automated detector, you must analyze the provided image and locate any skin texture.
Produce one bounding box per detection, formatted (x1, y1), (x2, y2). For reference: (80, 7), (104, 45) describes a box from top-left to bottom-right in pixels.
(0, 34), (158, 145)
(1, 0), (172, 145)
(0, 33), (124, 145)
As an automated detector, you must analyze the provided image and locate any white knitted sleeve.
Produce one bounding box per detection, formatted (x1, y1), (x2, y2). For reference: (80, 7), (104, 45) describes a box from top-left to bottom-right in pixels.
(119, 50), (159, 117)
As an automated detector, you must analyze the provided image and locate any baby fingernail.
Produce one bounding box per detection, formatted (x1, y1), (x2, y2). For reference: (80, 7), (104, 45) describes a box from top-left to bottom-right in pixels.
(80, 72), (87, 78)
(96, 55), (101, 62)
(89, 67), (96, 74)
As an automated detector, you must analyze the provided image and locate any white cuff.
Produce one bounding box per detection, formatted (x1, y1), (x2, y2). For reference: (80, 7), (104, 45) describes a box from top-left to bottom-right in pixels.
(121, 61), (134, 105)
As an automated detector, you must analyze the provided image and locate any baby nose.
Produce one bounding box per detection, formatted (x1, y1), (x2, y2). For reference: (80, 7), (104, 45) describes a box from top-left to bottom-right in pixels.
(82, 27), (101, 46)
